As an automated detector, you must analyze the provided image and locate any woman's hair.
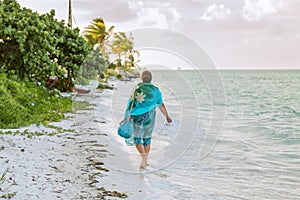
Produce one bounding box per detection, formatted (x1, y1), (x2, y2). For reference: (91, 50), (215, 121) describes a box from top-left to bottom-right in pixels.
(141, 70), (152, 83)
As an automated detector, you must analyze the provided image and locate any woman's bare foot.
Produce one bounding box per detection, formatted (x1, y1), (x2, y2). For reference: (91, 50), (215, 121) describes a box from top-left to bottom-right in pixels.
(145, 160), (150, 166)
(140, 159), (147, 169)
(144, 155), (151, 166)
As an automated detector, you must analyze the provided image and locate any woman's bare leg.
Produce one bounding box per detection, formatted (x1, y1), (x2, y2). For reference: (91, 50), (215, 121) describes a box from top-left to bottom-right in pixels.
(136, 144), (147, 169)
(144, 144), (151, 165)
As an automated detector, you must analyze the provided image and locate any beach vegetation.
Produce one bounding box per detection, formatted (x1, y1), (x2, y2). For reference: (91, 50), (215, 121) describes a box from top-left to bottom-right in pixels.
(0, 0), (91, 91)
(82, 18), (140, 84)
(83, 17), (114, 66)
(0, 74), (73, 129)
(0, 0), (140, 130)
(75, 48), (106, 85)
(110, 32), (140, 72)
(97, 82), (114, 91)
(72, 100), (95, 110)
(0, 0), (96, 129)
(78, 17), (115, 85)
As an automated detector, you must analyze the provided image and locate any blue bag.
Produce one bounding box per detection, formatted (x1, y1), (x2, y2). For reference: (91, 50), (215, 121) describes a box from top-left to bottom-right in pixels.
(117, 116), (134, 139)
(118, 87), (136, 139)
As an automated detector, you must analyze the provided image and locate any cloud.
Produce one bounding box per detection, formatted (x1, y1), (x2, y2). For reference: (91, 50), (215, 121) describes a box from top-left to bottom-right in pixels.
(172, 0), (300, 69)
(242, 0), (285, 21)
(112, 2), (182, 31)
(17, 0), (300, 69)
(200, 4), (232, 21)
(74, 0), (137, 23)
(136, 7), (168, 28)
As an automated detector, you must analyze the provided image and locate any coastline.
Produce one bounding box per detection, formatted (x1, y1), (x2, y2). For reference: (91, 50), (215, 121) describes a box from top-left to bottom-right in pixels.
(0, 80), (148, 199)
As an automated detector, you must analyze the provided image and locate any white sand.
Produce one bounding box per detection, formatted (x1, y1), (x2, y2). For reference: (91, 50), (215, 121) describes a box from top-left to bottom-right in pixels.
(0, 81), (155, 199)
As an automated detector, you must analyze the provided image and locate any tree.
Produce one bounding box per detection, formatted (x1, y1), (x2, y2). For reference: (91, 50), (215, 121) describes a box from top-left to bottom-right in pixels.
(124, 49), (140, 71)
(110, 32), (140, 71)
(110, 32), (134, 57)
(83, 18), (114, 64)
(76, 47), (106, 85)
(82, 18), (140, 81)
(0, 0), (91, 91)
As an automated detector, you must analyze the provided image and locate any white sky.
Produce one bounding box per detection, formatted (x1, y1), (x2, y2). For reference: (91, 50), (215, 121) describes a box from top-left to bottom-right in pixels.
(17, 0), (300, 69)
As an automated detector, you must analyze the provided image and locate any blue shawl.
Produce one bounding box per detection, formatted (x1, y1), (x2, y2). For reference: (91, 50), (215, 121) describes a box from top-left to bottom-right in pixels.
(124, 83), (163, 117)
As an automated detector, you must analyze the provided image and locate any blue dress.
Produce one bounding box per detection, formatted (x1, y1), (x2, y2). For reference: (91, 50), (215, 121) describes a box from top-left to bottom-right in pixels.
(124, 83), (163, 146)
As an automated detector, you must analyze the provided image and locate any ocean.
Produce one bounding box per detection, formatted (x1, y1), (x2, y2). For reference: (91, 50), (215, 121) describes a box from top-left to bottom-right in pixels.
(105, 70), (300, 199)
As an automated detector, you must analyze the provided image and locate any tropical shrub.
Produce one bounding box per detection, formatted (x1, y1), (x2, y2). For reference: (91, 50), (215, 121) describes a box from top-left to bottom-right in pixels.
(0, 0), (91, 90)
(0, 74), (72, 129)
(75, 47), (106, 85)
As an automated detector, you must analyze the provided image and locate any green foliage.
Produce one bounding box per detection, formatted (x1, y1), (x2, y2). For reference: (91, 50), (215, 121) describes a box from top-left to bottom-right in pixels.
(97, 83), (114, 91)
(83, 17), (114, 65)
(110, 32), (140, 71)
(75, 48), (106, 85)
(0, 74), (72, 129)
(72, 101), (94, 110)
(0, 0), (91, 90)
(83, 18), (114, 46)
(110, 32), (134, 55)
(83, 18), (141, 81)
(0, 127), (75, 138)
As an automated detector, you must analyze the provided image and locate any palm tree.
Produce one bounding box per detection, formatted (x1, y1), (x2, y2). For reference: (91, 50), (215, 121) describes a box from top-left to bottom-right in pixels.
(110, 32), (133, 56)
(83, 17), (114, 64)
(125, 49), (140, 71)
(110, 32), (140, 71)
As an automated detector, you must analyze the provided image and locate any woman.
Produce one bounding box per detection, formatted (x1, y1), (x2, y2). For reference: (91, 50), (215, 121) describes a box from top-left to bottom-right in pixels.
(123, 70), (172, 169)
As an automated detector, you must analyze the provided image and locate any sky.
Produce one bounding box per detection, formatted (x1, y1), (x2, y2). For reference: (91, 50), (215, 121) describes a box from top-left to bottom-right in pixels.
(16, 0), (300, 69)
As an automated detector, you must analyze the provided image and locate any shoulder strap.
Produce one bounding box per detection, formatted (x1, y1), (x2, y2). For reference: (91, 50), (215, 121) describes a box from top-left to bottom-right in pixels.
(129, 86), (136, 114)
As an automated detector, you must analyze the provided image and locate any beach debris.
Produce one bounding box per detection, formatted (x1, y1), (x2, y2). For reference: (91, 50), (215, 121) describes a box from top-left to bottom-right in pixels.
(0, 192), (17, 199)
(92, 119), (106, 123)
(97, 83), (114, 90)
(75, 88), (91, 94)
(97, 187), (128, 199)
(0, 168), (17, 199)
(94, 165), (109, 172)
(0, 168), (9, 185)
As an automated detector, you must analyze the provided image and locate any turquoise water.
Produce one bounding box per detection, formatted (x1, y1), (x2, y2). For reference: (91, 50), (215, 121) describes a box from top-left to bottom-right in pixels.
(142, 70), (300, 199)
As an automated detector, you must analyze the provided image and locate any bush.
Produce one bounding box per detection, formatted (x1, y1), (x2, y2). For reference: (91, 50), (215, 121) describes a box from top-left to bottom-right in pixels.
(0, 74), (72, 129)
(0, 0), (91, 90)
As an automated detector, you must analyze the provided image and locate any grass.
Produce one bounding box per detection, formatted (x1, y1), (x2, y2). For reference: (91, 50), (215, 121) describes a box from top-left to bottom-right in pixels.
(72, 100), (95, 110)
(0, 74), (73, 129)
(0, 74), (100, 137)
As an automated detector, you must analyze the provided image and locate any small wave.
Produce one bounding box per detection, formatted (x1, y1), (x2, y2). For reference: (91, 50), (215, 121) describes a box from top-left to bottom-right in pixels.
(280, 106), (300, 116)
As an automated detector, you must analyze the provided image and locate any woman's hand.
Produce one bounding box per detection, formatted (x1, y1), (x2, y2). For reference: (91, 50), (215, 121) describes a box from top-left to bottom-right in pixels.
(159, 103), (172, 123)
(166, 116), (172, 123)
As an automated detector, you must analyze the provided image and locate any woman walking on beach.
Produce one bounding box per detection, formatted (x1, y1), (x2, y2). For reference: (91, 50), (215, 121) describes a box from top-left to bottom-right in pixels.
(123, 70), (172, 169)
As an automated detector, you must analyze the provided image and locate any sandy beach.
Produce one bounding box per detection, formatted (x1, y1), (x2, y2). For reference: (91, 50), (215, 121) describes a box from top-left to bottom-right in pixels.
(0, 80), (151, 199)
(2, 71), (300, 200)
